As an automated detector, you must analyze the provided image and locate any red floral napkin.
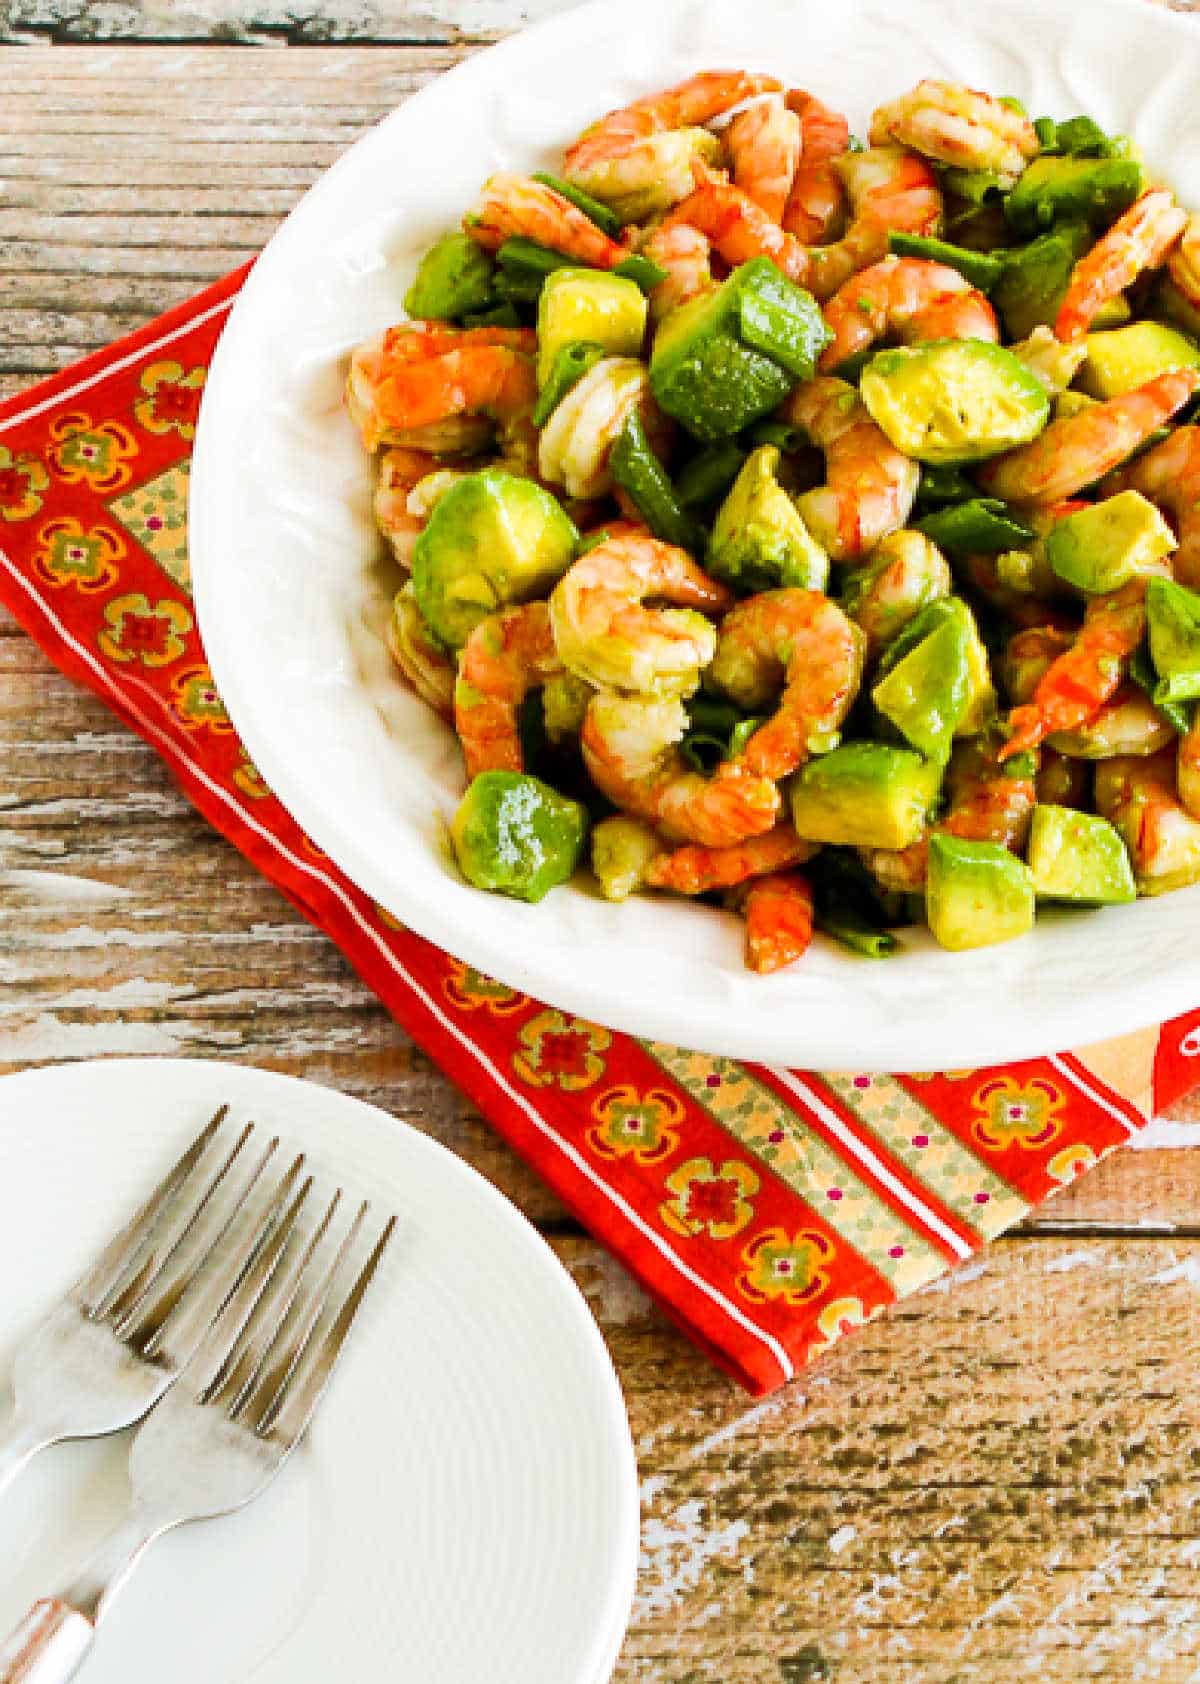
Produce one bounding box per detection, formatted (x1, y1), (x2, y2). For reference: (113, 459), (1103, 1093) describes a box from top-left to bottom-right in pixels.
(3, 267), (1197, 1395)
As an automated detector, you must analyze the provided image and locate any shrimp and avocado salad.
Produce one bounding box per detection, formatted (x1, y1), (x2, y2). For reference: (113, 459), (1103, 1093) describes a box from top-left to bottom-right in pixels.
(346, 69), (1200, 974)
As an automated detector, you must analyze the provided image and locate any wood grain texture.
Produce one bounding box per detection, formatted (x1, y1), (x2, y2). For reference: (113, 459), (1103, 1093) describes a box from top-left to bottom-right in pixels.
(4, 30), (1200, 1681)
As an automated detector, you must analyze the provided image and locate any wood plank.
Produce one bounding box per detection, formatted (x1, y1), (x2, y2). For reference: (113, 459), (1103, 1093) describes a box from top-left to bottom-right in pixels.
(570, 1229), (1200, 1681)
(0, 0), (566, 45)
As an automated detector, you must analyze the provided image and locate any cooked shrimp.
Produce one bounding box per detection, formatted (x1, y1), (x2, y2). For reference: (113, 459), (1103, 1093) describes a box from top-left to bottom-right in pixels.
(538, 357), (661, 501)
(707, 588), (864, 781)
(564, 69), (781, 177)
(843, 529), (952, 659)
(581, 693), (780, 845)
(1054, 189), (1188, 343)
(1096, 747), (1200, 892)
(645, 822), (815, 894)
(641, 222), (714, 322)
(782, 91), (849, 243)
(550, 530), (733, 697)
(806, 148), (942, 302)
(1108, 426), (1200, 588)
(781, 377), (921, 560)
(667, 160), (810, 282)
(977, 367), (1200, 505)
(1047, 685), (1175, 759)
(454, 600), (563, 779)
(1001, 623), (1075, 705)
(347, 322), (537, 455)
(999, 581), (1149, 760)
(373, 446), (440, 568)
(1177, 716), (1200, 819)
(869, 79), (1039, 181)
(467, 173), (629, 269)
(727, 98), (802, 223)
(387, 583), (455, 720)
(863, 735), (1037, 891)
(741, 870), (815, 973)
(819, 256), (998, 372)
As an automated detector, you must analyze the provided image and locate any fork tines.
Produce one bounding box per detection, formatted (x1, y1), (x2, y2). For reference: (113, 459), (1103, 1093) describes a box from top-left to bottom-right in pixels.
(68, 1104), (393, 1436)
(192, 1189), (396, 1444)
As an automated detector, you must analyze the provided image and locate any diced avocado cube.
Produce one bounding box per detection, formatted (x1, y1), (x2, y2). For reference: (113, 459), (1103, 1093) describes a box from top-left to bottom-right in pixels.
(1027, 805), (1136, 904)
(536, 268), (648, 387)
(650, 259), (829, 441)
(732, 260), (831, 380)
(875, 596), (997, 737)
(591, 815), (663, 900)
(1053, 389), (1096, 421)
(1004, 155), (1143, 237)
(871, 616), (970, 762)
(404, 232), (496, 322)
(860, 340), (1050, 465)
(925, 835), (1035, 951)
(1147, 576), (1200, 703)
(412, 467), (578, 650)
(788, 742), (941, 851)
(451, 771), (588, 902)
(1158, 275), (1200, 340)
(707, 445), (829, 594)
(1093, 293), (1133, 329)
(992, 224), (1093, 340)
(1079, 320), (1200, 399)
(1046, 491), (1176, 595)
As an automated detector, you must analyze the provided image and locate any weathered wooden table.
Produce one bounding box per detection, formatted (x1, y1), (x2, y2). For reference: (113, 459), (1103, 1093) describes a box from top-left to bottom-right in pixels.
(6, 11), (1200, 1679)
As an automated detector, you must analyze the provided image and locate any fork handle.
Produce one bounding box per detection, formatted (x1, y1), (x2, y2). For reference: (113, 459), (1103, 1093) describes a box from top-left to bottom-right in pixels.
(0, 1600), (94, 1684)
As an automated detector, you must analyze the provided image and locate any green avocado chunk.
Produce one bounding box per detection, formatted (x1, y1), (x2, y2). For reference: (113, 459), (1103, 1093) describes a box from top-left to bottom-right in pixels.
(860, 340), (1050, 465)
(536, 268), (647, 386)
(412, 468), (578, 650)
(871, 616), (971, 762)
(706, 445), (829, 594)
(1004, 154), (1143, 237)
(1147, 576), (1200, 704)
(1046, 491), (1176, 595)
(1080, 320), (1200, 399)
(876, 596), (997, 737)
(991, 224), (1092, 340)
(925, 835), (1035, 951)
(1026, 804), (1137, 904)
(451, 771), (588, 902)
(404, 232), (496, 322)
(788, 742), (941, 851)
(650, 259), (830, 441)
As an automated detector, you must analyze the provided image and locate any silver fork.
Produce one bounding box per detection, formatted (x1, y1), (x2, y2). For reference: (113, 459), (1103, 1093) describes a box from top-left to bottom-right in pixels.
(0, 1179), (395, 1684)
(0, 1108), (301, 1502)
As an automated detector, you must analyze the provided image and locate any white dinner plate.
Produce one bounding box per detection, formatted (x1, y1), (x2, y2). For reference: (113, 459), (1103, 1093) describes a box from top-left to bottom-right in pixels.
(0, 1059), (638, 1684)
(191, 0), (1200, 1071)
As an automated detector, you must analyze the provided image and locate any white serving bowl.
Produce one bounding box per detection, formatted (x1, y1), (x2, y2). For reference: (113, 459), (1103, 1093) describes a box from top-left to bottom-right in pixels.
(191, 0), (1200, 1071)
